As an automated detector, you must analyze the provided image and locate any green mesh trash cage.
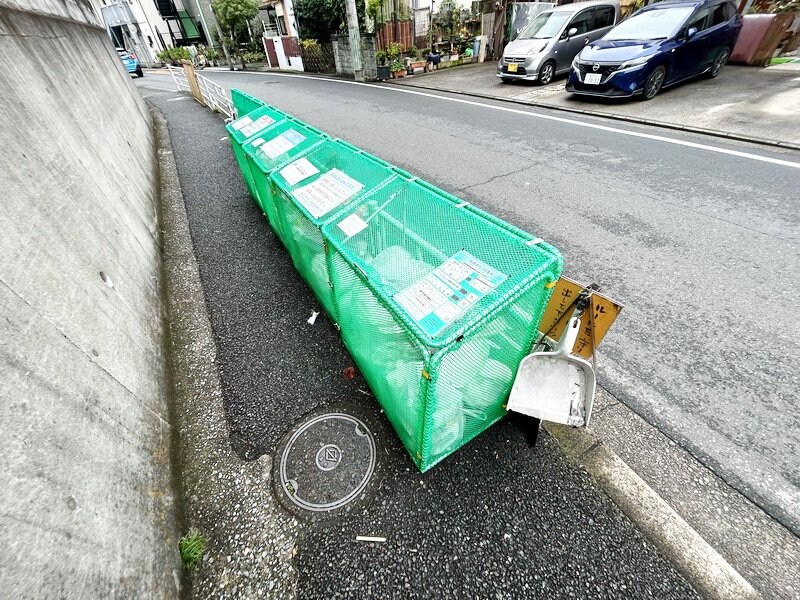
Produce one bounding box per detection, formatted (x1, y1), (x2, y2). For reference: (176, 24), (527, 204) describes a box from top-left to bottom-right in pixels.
(226, 105), (290, 201)
(322, 178), (562, 471)
(270, 140), (399, 320)
(231, 88), (265, 118)
(356, 152), (415, 181)
(242, 121), (327, 238)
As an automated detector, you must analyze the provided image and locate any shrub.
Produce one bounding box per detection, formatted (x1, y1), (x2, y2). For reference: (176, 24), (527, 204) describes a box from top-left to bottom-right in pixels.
(242, 51), (267, 63)
(156, 46), (191, 65)
(386, 41), (402, 60)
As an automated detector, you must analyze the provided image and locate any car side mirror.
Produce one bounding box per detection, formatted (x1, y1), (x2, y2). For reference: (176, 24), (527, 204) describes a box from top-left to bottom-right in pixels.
(686, 26), (698, 39)
(567, 27), (578, 38)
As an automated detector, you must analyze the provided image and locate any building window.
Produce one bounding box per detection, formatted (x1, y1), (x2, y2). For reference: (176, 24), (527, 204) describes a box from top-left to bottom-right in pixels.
(265, 6), (287, 36)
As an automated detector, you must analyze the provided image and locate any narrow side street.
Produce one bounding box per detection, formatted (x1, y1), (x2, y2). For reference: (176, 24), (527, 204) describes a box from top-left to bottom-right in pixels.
(138, 70), (800, 598)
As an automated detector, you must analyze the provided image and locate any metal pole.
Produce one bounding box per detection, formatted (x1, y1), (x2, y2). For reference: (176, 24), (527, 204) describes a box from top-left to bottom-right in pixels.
(429, 2), (434, 52)
(393, 0), (398, 44)
(344, 0), (364, 81)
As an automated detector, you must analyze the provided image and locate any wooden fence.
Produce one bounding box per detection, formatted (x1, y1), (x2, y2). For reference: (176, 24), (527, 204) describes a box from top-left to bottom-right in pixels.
(377, 20), (415, 51)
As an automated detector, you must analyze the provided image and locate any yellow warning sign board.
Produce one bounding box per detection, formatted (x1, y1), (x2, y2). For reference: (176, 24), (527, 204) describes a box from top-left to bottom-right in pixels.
(539, 277), (623, 359)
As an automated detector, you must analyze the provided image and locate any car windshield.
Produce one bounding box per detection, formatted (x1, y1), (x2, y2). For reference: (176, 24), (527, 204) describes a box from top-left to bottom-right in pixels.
(604, 6), (694, 40)
(517, 12), (571, 39)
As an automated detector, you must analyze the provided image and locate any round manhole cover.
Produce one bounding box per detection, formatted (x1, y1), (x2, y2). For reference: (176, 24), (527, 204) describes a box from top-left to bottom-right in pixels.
(279, 413), (376, 513)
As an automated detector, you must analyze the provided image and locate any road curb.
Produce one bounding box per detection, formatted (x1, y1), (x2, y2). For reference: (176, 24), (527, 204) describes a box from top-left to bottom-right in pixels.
(385, 79), (800, 152)
(544, 422), (760, 600)
(152, 105), (300, 598)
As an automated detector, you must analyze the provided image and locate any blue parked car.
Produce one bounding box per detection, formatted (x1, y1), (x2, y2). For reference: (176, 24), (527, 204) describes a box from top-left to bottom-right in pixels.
(566, 0), (741, 100)
(116, 47), (143, 78)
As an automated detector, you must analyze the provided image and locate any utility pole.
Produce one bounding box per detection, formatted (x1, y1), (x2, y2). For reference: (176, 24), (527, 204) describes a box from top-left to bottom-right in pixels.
(209, 5), (233, 70)
(344, 0), (364, 81)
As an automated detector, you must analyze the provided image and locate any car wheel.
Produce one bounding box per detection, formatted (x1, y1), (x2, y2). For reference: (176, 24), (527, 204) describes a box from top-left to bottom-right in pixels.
(708, 47), (729, 78)
(136, 67), (144, 77)
(641, 66), (665, 100)
(537, 61), (555, 86)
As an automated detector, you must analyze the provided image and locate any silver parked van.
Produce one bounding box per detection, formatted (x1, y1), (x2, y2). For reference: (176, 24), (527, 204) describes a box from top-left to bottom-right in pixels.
(497, 0), (620, 85)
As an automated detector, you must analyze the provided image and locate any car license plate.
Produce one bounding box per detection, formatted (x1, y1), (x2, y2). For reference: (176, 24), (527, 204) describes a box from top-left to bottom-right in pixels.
(507, 63), (518, 73)
(584, 73), (602, 85)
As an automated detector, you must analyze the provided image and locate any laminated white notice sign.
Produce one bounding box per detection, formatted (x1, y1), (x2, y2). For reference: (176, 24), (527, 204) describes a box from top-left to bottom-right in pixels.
(394, 250), (507, 337)
(337, 213), (368, 237)
(260, 129), (306, 159)
(231, 115), (252, 131)
(292, 169), (364, 219)
(279, 158), (319, 186)
(239, 115), (275, 138)
(251, 137), (265, 148)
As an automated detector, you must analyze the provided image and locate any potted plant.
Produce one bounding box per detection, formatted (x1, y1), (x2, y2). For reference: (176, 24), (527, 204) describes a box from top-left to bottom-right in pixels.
(384, 41), (405, 78)
(408, 46), (426, 74)
(376, 50), (390, 80)
(389, 58), (405, 78)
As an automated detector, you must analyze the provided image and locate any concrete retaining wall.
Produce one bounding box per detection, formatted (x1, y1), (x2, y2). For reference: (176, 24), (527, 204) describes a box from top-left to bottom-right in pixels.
(332, 34), (378, 80)
(0, 1), (181, 597)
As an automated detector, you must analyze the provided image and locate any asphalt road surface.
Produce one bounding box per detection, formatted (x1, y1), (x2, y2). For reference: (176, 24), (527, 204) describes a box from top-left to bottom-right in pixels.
(149, 70), (800, 538)
(140, 77), (703, 598)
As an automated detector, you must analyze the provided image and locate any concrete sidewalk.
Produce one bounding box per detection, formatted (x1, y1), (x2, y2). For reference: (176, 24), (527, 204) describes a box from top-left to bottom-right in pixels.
(390, 62), (800, 148)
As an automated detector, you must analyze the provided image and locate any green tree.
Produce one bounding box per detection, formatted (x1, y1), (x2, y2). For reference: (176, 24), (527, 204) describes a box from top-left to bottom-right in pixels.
(211, 0), (259, 66)
(293, 0), (366, 43)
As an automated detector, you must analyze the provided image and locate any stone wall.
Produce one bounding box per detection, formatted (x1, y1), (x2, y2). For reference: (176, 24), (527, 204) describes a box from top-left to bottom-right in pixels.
(332, 34), (378, 80)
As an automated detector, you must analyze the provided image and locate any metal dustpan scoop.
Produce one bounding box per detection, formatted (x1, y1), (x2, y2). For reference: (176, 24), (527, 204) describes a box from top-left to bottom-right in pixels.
(507, 316), (596, 427)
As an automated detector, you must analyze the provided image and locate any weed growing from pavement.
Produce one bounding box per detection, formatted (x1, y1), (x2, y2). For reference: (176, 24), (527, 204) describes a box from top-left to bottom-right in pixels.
(179, 527), (206, 569)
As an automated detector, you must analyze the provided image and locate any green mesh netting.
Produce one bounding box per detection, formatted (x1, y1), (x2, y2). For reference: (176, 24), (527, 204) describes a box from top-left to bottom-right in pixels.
(242, 121), (327, 236)
(270, 140), (398, 319)
(322, 178), (562, 470)
(226, 105), (289, 202)
(231, 89), (265, 118)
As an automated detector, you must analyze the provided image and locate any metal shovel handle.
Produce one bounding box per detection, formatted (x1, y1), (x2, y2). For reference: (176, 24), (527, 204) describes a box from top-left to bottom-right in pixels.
(555, 317), (581, 357)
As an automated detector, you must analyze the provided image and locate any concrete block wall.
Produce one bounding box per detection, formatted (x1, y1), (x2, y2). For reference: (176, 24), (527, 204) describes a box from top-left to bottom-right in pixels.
(0, 1), (181, 597)
(332, 34), (378, 80)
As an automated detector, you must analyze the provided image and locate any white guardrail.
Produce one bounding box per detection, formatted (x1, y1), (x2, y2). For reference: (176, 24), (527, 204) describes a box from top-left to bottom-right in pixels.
(167, 64), (233, 120)
(167, 65), (189, 92)
(197, 75), (233, 119)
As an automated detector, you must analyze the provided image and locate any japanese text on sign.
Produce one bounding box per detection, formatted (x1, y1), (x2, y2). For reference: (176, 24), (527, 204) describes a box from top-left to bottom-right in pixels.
(538, 276), (623, 359)
(292, 169), (364, 219)
(239, 115), (275, 138)
(279, 158), (319, 186)
(394, 250), (507, 338)
(259, 129), (306, 160)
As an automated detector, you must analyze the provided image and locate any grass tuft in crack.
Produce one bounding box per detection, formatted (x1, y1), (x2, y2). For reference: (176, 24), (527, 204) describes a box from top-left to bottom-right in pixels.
(179, 527), (206, 569)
